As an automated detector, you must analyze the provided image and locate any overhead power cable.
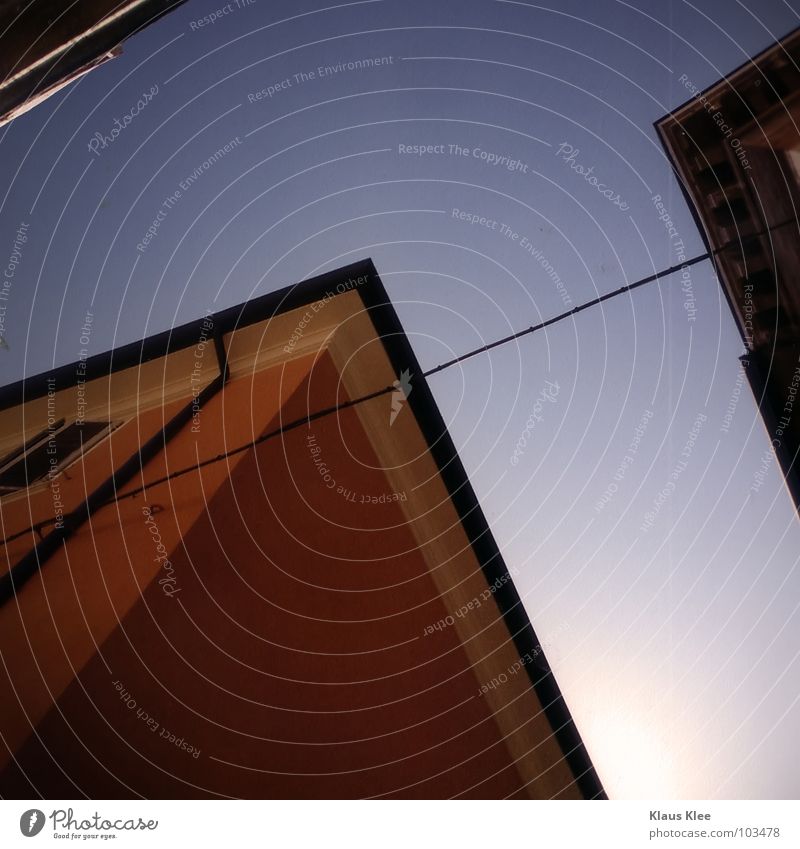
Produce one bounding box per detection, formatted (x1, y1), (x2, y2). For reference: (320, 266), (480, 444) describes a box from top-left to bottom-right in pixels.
(0, 251), (711, 548)
(424, 252), (711, 377)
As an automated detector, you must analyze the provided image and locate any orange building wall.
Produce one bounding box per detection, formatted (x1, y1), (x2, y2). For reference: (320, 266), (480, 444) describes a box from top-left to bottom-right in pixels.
(0, 353), (317, 778)
(0, 353), (530, 798)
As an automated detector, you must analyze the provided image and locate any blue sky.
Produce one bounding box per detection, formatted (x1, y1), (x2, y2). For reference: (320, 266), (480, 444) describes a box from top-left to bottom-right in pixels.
(1, 0), (799, 798)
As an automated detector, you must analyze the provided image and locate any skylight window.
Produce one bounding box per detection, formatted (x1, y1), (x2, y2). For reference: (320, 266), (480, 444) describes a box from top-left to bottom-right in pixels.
(0, 421), (113, 492)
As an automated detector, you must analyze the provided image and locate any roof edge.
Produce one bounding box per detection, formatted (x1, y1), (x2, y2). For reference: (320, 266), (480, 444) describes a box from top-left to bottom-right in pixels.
(654, 25), (800, 129)
(0, 259), (375, 412)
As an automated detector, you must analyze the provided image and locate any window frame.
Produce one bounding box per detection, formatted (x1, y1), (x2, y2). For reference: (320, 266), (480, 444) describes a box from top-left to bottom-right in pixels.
(0, 419), (121, 495)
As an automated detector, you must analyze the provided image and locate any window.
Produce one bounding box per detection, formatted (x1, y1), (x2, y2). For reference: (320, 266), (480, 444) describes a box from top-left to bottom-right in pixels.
(0, 421), (114, 492)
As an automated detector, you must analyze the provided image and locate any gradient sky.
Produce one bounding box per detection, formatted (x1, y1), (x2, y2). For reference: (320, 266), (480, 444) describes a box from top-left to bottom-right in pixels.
(1, 0), (799, 799)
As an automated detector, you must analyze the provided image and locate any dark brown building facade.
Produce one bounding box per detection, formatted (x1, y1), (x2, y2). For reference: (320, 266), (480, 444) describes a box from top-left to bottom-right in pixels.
(657, 28), (800, 510)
